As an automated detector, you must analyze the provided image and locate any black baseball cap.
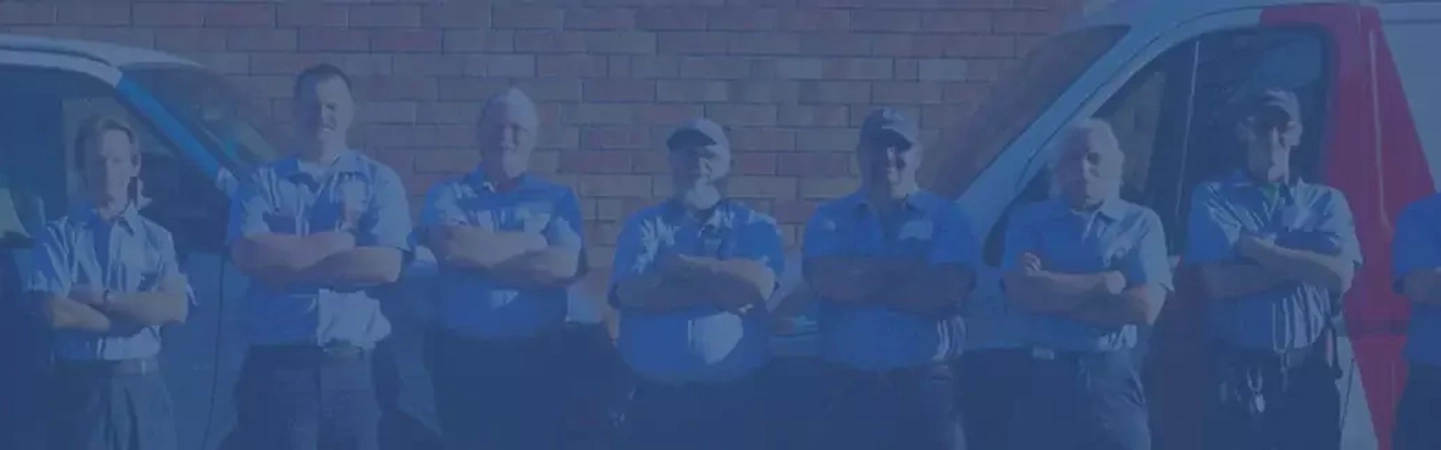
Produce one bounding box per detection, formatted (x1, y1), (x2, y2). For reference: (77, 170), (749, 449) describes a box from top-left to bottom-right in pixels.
(1232, 88), (1301, 125)
(860, 107), (921, 148)
(666, 118), (730, 150)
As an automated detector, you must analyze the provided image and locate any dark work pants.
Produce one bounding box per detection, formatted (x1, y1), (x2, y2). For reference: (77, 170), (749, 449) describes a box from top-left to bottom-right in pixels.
(955, 348), (1030, 450)
(49, 359), (178, 450)
(429, 330), (563, 450)
(622, 375), (764, 450)
(816, 362), (964, 450)
(759, 357), (829, 450)
(233, 346), (381, 450)
(1393, 363), (1441, 450)
(557, 323), (631, 450)
(1007, 350), (1150, 450)
(1202, 342), (1339, 450)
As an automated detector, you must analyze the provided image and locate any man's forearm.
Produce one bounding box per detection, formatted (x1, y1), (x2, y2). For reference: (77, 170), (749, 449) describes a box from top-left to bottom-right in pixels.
(431, 227), (543, 271)
(806, 257), (901, 303)
(487, 248), (581, 288)
(300, 247), (405, 287)
(1068, 286), (1160, 327)
(614, 274), (707, 313)
(99, 289), (188, 326)
(666, 257), (775, 308)
(1009, 271), (1117, 313)
(235, 233), (351, 277)
(42, 296), (112, 332)
(888, 265), (973, 314)
(1249, 244), (1353, 293)
(1197, 263), (1287, 301)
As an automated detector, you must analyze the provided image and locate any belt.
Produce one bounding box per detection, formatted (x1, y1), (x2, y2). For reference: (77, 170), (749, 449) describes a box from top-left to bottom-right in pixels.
(827, 361), (949, 383)
(1215, 342), (1319, 370)
(55, 356), (161, 376)
(250, 342), (368, 361)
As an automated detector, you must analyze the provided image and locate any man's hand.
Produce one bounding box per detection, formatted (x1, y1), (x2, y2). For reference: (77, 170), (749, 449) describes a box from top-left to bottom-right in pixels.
(1018, 251), (1043, 272)
(1236, 234), (1275, 260)
(69, 284), (107, 306)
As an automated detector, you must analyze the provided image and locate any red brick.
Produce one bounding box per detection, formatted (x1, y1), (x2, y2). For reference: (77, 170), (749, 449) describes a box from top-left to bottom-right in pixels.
(203, 4), (275, 27)
(579, 175), (652, 197)
(636, 8), (708, 31)
(354, 76), (438, 101)
(513, 78), (583, 102)
(435, 78), (513, 101)
(414, 150), (480, 174)
(627, 55), (682, 78)
(359, 101), (419, 124)
(658, 31), (729, 55)
(180, 52), (250, 76)
(871, 34), (949, 58)
(471, 54), (537, 77)
(823, 58), (894, 80)
(679, 56), (754, 79)
(366, 125), (473, 149)
(705, 104), (777, 127)
(58, 5), (129, 26)
(734, 153), (779, 175)
(779, 105), (850, 127)
(492, 7), (566, 29)
(371, 30), (443, 53)
(582, 127), (653, 151)
(78, 28), (154, 48)
(444, 30), (515, 53)
(994, 10), (1063, 34)
(637, 104), (706, 125)
(560, 151), (634, 174)
(532, 149), (564, 171)
(773, 199), (820, 223)
(585, 31), (657, 54)
(873, 81), (945, 104)
(514, 31), (586, 53)
(850, 11), (920, 32)
(918, 59), (969, 81)
(894, 59), (920, 81)
(730, 32), (801, 55)
(392, 54), (466, 76)
(800, 33), (872, 56)
(633, 152), (669, 174)
(421, 4), (491, 29)
(708, 8), (778, 31)
(133, 4), (203, 26)
(778, 153), (852, 177)
(563, 104), (637, 126)
(943, 82), (988, 105)
(780, 9), (848, 31)
(154, 28), (228, 52)
(797, 128), (859, 152)
(370, 150), (416, 176)
(349, 5), (423, 28)
(299, 29), (369, 52)
(946, 34), (1016, 58)
(848, 106), (919, 127)
(595, 198), (626, 221)
(538, 127), (581, 150)
(538, 55), (609, 78)
(566, 8), (636, 30)
(800, 81), (870, 104)
(964, 60), (1004, 82)
(278, 4), (346, 27)
(922, 11), (993, 32)
(920, 105), (971, 129)
(418, 102), (481, 125)
(230, 75), (291, 100)
(800, 177), (859, 199)
(729, 128), (797, 151)
(657, 80), (728, 103)
(584, 80), (656, 102)
(0, 3), (56, 25)
(228, 28), (297, 52)
(728, 176), (797, 199)
(729, 81), (801, 103)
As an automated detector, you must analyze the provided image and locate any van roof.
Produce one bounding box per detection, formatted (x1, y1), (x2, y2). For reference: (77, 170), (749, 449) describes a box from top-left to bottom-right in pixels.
(0, 34), (198, 68)
(1078, 0), (1361, 29)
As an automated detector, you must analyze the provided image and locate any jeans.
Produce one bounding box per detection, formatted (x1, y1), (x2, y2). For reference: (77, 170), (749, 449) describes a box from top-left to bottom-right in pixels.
(233, 346), (381, 450)
(1008, 349), (1150, 450)
(1393, 363), (1441, 450)
(50, 361), (178, 450)
(815, 361), (964, 450)
(622, 375), (764, 450)
(955, 349), (1030, 450)
(429, 330), (564, 450)
(1202, 341), (1339, 450)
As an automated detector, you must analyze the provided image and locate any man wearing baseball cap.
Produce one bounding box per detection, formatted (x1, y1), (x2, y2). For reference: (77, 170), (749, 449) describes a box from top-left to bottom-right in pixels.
(1184, 88), (1360, 450)
(802, 108), (977, 449)
(609, 118), (784, 450)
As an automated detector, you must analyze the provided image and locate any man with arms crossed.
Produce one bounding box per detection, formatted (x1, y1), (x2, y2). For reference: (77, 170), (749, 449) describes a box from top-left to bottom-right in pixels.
(1002, 120), (1170, 450)
(804, 108), (976, 450)
(1392, 191), (1441, 450)
(28, 115), (193, 450)
(1186, 89), (1359, 450)
(418, 88), (585, 450)
(609, 118), (784, 450)
(228, 64), (412, 450)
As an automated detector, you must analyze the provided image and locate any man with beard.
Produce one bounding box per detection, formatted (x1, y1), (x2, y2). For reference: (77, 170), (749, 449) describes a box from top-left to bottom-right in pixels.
(418, 88), (585, 450)
(227, 64), (412, 450)
(1187, 89), (1359, 450)
(804, 108), (976, 450)
(1001, 119), (1171, 450)
(609, 118), (784, 450)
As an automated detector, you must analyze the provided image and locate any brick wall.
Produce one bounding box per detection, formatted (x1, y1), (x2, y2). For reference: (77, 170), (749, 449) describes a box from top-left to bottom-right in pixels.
(0, 0), (1081, 282)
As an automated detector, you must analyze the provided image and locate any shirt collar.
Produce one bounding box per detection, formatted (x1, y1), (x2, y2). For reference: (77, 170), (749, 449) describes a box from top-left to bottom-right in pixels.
(73, 201), (142, 234)
(1224, 169), (1303, 202)
(464, 167), (533, 193)
(847, 190), (927, 216)
(1043, 195), (1126, 222)
(277, 150), (365, 182)
(663, 197), (736, 230)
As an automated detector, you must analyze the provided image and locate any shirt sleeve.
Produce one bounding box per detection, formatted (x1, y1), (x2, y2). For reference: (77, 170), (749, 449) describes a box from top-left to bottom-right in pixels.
(999, 210), (1038, 272)
(801, 206), (845, 285)
(542, 189), (585, 253)
(608, 213), (659, 308)
(733, 212), (787, 295)
(1183, 185), (1242, 265)
(928, 204), (979, 266)
(358, 166), (413, 255)
(1392, 201), (1440, 294)
(24, 223), (72, 300)
(226, 171), (272, 245)
(151, 228), (198, 307)
(1120, 209), (1175, 293)
(1314, 189), (1362, 267)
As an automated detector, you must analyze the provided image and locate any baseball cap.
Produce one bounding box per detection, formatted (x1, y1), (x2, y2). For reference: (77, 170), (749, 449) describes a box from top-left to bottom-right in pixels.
(860, 107), (921, 148)
(1232, 88), (1301, 125)
(666, 118), (730, 150)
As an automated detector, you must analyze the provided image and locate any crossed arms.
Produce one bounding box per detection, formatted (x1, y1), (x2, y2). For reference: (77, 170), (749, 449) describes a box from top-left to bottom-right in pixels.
(426, 224), (581, 288)
(613, 252), (777, 313)
(804, 257), (973, 316)
(39, 278), (190, 333)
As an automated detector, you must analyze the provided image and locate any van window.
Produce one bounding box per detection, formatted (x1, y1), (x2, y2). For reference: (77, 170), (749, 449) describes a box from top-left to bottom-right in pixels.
(924, 25), (1129, 198)
(124, 68), (286, 169)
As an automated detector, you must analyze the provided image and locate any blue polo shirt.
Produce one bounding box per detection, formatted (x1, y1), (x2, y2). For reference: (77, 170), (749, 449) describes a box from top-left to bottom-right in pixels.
(26, 204), (196, 361)
(802, 190), (978, 371)
(1392, 194), (1441, 367)
(1185, 171), (1361, 352)
(227, 150), (413, 350)
(610, 199), (784, 383)
(1001, 197), (1172, 352)
(419, 171), (584, 340)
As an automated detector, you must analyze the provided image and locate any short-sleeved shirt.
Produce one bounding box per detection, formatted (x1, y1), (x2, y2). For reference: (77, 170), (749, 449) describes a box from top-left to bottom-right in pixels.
(25, 204), (196, 361)
(802, 190), (978, 371)
(609, 199), (784, 383)
(227, 150), (412, 350)
(418, 171), (584, 340)
(1185, 170), (1362, 352)
(1392, 194), (1441, 367)
(1001, 197), (1173, 352)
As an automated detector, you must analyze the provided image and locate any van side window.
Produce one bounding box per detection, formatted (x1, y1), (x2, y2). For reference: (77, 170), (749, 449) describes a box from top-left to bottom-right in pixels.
(0, 66), (105, 248)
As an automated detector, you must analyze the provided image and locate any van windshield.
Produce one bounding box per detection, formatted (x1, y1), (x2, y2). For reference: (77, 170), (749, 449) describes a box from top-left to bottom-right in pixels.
(121, 67), (286, 169)
(925, 26), (1127, 197)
